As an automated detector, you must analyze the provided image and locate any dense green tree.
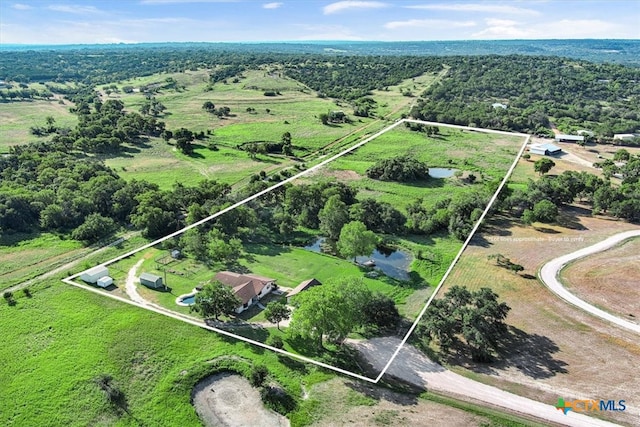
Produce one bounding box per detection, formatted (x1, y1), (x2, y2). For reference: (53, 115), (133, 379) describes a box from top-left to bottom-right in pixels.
(71, 213), (116, 243)
(362, 293), (400, 331)
(366, 155), (430, 182)
(289, 278), (371, 347)
(337, 221), (378, 261)
(532, 199), (558, 223)
(418, 285), (510, 362)
(613, 149), (631, 162)
(534, 158), (556, 175)
(319, 195), (350, 240)
(263, 301), (291, 330)
(191, 280), (241, 321)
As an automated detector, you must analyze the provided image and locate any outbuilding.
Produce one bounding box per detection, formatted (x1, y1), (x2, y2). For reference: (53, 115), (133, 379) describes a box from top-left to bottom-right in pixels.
(97, 276), (113, 288)
(80, 265), (109, 284)
(287, 278), (321, 303)
(140, 272), (164, 289)
(530, 143), (562, 156)
(555, 134), (584, 143)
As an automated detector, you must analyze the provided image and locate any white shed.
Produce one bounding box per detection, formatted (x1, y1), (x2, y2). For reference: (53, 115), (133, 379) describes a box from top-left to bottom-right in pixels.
(97, 276), (113, 288)
(530, 143), (562, 156)
(555, 134), (584, 143)
(80, 265), (109, 284)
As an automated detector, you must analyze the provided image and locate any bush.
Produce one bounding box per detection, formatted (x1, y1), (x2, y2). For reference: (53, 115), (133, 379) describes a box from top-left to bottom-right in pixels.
(366, 155), (430, 182)
(260, 385), (297, 414)
(266, 335), (284, 349)
(250, 365), (269, 387)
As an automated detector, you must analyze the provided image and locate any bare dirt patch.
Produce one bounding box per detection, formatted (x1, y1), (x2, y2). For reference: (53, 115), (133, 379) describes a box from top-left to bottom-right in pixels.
(192, 372), (289, 427)
(561, 237), (640, 323)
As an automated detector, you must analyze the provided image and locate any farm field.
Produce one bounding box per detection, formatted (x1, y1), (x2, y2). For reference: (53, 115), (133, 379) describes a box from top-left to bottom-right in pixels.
(561, 237), (640, 324)
(0, 98), (77, 152)
(436, 159), (640, 426)
(315, 125), (523, 211)
(102, 137), (281, 189)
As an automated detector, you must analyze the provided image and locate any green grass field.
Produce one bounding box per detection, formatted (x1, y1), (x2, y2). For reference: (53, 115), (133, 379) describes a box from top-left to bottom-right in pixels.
(0, 99), (77, 153)
(0, 278), (339, 427)
(0, 233), (83, 290)
(102, 138), (281, 189)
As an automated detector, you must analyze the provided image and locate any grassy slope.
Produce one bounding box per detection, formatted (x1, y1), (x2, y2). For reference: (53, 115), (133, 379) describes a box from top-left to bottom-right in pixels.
(0, 279), (335, 427)
(0, 98), (77, 153)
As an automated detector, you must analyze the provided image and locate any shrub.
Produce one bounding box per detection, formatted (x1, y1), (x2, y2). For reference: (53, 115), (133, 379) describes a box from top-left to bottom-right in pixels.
(366, 155), (430, 182)
(250, 365), (269, 387)
(266, 335), (284, 349)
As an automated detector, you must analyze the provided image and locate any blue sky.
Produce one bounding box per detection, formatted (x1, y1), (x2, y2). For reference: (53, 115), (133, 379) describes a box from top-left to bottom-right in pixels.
(1, 1), (639, 44)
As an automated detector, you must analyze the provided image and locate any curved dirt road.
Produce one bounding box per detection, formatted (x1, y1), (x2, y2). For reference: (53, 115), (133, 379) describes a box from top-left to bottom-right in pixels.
(349, 337), (619, 427)
(539, 229), (640, 334)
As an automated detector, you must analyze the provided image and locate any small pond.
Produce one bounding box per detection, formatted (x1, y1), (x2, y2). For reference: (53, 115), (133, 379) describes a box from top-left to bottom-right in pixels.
(429, 167), (458, 178)
(304, 237), (412, 281)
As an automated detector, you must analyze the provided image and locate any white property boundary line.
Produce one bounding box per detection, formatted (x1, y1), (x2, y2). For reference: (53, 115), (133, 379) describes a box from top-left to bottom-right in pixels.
(63, 119), (529, 383)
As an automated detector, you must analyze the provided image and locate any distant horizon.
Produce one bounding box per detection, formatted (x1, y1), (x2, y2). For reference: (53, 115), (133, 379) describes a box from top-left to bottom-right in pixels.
(2, 38), (640, 47)
(1, 1), (638, 45)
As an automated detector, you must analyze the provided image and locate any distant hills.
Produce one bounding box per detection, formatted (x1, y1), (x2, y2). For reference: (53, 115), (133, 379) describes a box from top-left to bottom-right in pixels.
(1, 39), (639, 66)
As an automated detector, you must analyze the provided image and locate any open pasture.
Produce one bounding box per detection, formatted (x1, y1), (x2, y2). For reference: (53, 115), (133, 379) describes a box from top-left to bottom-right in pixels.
(0, 99), (77, 152)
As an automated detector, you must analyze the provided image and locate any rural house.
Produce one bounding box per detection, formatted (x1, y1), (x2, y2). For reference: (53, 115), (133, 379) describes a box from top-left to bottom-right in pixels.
(214, 271), (276, 313)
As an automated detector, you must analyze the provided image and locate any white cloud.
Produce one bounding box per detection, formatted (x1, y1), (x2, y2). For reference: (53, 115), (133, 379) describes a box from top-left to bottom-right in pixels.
(12, 3), (33, 10)
(295, 24), (363, 40)
(407, 3), (540, 16)
(472, 18), (632, 39)
(140, 0), (237, 4)
(263, 2), (283, 9)
(323, 1), (388, 15)
(47, 5), (104, 14)
(384, 19), (476, 30)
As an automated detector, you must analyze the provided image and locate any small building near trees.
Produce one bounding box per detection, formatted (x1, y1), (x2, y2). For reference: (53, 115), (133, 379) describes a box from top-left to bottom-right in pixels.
(140, 272), (164, 290)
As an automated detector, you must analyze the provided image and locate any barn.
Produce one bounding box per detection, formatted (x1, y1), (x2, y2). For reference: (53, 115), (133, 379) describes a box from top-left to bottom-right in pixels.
(80, 265), (109, 284)
(530, 143), (562, 156)
(555, 134), (584, 143)
(140, 272), (164, 289)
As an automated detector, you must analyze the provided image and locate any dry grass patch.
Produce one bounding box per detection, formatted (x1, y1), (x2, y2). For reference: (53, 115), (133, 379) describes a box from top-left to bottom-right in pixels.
(307, 378), (489, 427)
(439, 204), (640, 425)
(561, 237), (640, 323)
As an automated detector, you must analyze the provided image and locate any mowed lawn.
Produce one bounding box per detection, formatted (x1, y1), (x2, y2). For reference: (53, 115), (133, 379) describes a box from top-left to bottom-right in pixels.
(0, 99), (77, 153)
(108, 244), (420, 318)
(0, 279), (336, 427)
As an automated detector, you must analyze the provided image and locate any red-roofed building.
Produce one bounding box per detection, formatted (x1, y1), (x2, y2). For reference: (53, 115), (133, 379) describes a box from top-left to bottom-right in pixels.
(213, 271), (276, 313)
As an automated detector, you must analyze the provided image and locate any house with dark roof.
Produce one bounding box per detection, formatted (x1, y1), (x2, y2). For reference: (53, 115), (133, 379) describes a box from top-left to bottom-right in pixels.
(213, 271), (276, 313)
(287, 278), (321, 303)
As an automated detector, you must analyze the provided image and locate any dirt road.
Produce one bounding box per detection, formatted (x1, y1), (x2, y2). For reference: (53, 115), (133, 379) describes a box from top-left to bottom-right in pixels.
(539, 229), (640, 335)
(348, 337), (619, 427)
